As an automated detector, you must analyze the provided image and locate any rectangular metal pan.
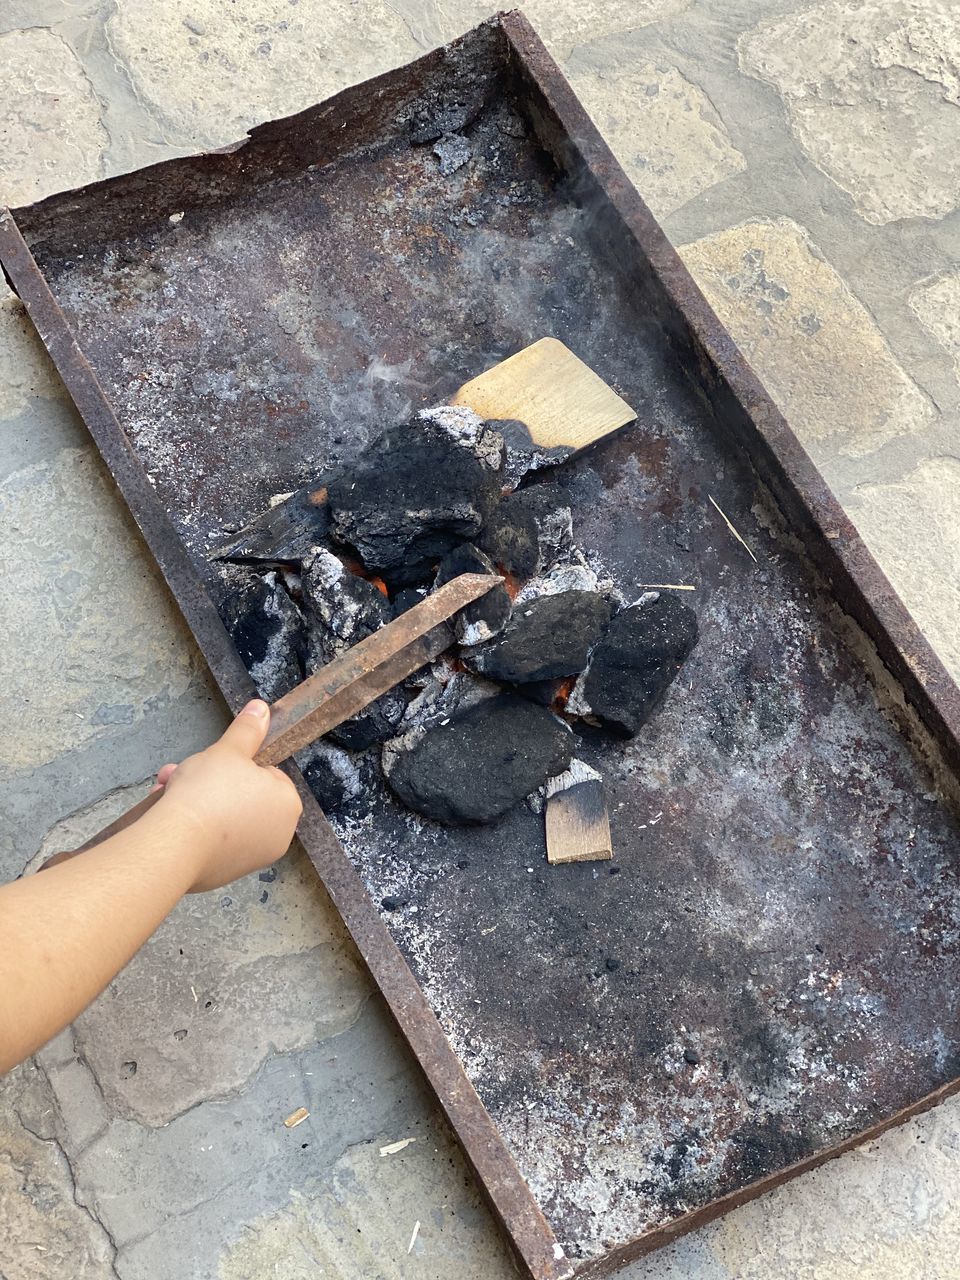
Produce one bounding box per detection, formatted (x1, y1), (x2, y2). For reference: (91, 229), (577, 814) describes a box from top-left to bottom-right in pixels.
(4, 13), (960, 1277)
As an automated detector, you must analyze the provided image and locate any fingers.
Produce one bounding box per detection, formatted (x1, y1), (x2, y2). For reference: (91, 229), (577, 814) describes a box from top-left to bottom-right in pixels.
(150, 762), (178, 794)
(218, 699), (271, 759)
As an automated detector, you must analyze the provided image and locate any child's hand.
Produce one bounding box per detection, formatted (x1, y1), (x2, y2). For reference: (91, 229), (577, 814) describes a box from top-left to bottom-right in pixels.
(155, 700), (303, 892)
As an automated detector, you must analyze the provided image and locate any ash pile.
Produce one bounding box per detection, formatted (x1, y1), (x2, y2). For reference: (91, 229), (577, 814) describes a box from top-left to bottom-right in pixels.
(212, 405), (697, 858)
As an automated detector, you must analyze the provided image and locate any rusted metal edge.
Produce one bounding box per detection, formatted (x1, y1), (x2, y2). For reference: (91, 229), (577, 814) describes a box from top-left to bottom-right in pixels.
(574, 1071), (960, 1278)
(8, 20), (508, 260)
(498, 9), (960, 782)
(0, 199), (569, 1280)
(495, 8), (960, 1272)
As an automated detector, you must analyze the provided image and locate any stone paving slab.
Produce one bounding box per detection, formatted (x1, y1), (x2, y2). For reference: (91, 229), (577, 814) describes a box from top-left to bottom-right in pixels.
(1, 2), (960, 1278)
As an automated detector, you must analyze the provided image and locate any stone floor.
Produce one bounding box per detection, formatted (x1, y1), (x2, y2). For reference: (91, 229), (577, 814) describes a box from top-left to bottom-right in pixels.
(2, 2), (960, 1277)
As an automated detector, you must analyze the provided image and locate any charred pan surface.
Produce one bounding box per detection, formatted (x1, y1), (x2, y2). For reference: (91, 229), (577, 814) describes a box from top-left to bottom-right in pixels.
(13, 23), (960, 1272)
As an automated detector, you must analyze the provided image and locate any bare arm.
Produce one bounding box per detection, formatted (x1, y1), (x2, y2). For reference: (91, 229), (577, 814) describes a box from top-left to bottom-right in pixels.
(0, 700), (302, 1073)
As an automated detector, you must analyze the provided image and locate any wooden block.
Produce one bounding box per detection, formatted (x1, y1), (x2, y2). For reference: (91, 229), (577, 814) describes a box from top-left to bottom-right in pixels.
(451, 337), (635, 453)
(545, 761), (613, 865)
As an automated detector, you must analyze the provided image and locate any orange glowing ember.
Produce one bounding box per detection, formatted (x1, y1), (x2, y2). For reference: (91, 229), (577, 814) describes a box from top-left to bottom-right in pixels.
(552, 677), (576, 712)
(340, 553), (389, 596)
(498, 568), (522, 600)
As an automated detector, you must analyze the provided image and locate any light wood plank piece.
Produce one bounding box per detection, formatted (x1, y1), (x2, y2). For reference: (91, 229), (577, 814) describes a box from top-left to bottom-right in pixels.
(545, 761), (613, 865)
(452, 336), (635, 453)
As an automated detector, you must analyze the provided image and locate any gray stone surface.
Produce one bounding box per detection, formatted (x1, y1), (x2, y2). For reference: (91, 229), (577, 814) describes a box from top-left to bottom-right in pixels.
(679, 217), (935, 464)
(739, 1), (960, 226)
(2, 1), (960, 1278)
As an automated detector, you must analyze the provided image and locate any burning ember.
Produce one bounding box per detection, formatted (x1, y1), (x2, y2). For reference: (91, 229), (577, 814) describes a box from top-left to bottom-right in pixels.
(214, 404), (697, 831)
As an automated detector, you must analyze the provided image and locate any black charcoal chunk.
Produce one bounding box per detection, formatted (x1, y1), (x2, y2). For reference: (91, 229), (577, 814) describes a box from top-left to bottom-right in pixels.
(327, 703), (406, 752)
(391, 587), (427, 618)
(463, 590), (612, 685)
(568, 592), (698, 736)
(301, 548), (405, 748)
(479, 483), (573, 577)
(211, 481), (332, 565)
(435, 544), (510, 644)
(219, 571), (305, 701)
(301, 548), (390, 668)
(478, 497), (540, 579)
(385, 693), (572, 825)
(516, 678), (565, 707)
(326, 417), (502, 586)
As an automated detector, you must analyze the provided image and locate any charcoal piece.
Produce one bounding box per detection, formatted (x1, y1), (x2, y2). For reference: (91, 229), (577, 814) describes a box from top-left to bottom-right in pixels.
(435, 544), (510, 644)
(301, 548), (390, 667)
(211, 481), (332, 565)
(219, 570), (305, 701)
(385, 693), (572, 825)
(327, 695), (406, 752)
(392, 587), (427, 618)
(494, 419), (575, 487)
(517, 678), (565, 707)
(301, 548), (405, 748)
(508, 484), (574, 557)
(463, 590), (612, 685)
(414, 405), (504, 471)
(568, 591), (698, 736)
(326, 418), (502, 585)
(477, 497), (540, 579)
(295, 741), (363, 813)
(479, 483), (573, 578)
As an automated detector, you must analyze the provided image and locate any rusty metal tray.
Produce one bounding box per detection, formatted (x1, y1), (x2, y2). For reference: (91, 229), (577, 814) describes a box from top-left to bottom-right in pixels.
(4, 13), (960, 1277)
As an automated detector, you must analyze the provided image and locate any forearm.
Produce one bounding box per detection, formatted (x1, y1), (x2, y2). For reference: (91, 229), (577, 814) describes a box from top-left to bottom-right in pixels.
(0, 803), (202, 1072)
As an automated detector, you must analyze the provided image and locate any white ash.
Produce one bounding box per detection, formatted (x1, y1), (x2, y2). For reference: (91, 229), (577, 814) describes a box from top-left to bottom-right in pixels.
(515, 545), (625, 608)
(247, 571), (303, 700)
(526, 788), (546, 815)
(301, 546), (389, 665)
(545, 758), (603, 798)
(278, 566), (301, 596)
(304, 545), (345, 589)
(535, 502), (573, 561)
(295, 740), (363, 800)
(565, 668), (595, 720)
(458, 617), (501, 646)
(415, 404), (504, 471)
(433, 134), (472, 175)
(268, 490), (294, 508)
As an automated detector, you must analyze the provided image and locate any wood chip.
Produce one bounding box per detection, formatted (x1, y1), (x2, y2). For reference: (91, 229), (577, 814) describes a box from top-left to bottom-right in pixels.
(283, 1107), (310, 1129)
(379, 1137), (417, 1156)
(546, 761), (613, 864)
(708, 493), (758, 563)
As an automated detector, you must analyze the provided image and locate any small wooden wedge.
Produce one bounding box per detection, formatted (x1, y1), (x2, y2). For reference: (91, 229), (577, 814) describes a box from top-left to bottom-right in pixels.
(213, 338), (635, 563)
(451, 337), (635, 454)
(545, 760), (613, 865)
